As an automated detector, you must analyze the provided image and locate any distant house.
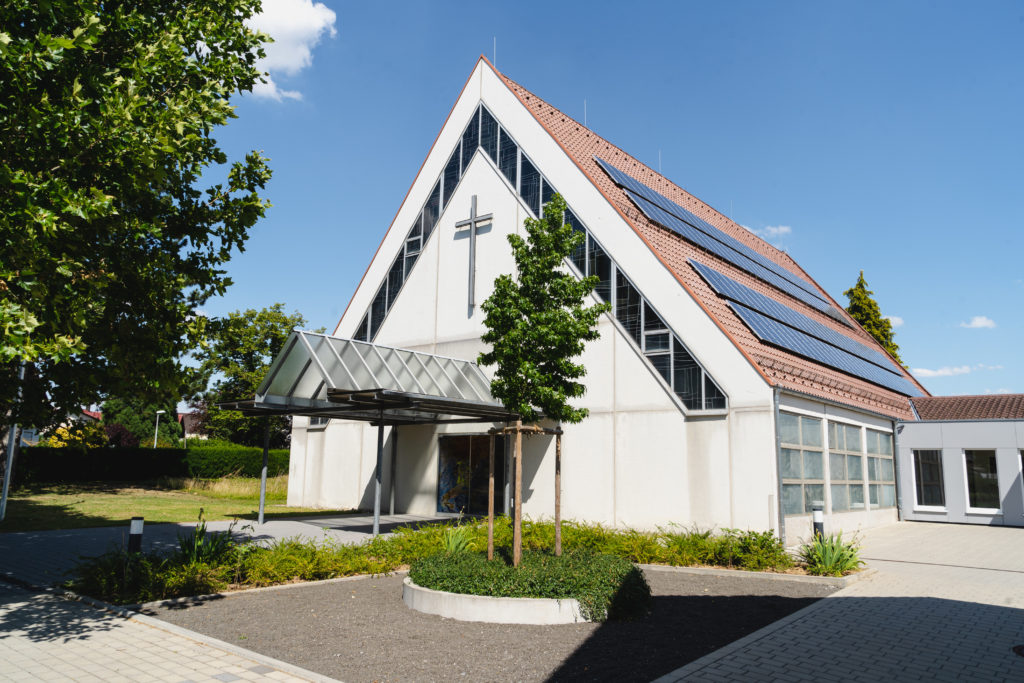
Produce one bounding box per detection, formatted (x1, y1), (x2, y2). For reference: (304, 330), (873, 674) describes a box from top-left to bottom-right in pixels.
(898, 395), (1024, 527)
(177, 411), (207, 440)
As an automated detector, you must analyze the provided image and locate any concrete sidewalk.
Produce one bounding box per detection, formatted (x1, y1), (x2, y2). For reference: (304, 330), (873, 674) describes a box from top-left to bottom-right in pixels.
(655, 522), (1024, 682)
(0, 581), (335, 682)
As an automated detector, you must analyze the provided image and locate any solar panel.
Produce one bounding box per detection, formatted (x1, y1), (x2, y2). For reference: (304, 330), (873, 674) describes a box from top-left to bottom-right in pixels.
(690, 259), (903, 376)
(729, 303), (921, 396)
(625, 189), (837, 317)
(594, 157), (831, 307)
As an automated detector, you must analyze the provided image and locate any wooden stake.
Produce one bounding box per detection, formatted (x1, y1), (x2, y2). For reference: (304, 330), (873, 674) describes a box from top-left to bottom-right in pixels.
(555, 431), (562, 557)
(513, 419), (523, 567)
(487, 434), (495, 561)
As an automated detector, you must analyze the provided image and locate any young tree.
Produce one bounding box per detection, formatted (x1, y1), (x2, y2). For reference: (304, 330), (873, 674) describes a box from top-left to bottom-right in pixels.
(844, 271), (903, 364)
(479, 194), (610, 564)
(0, 1), (272, 428)
(193, 304), (310, 448)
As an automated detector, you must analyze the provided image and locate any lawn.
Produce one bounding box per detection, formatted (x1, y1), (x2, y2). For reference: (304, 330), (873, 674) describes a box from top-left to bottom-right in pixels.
(0, 476), (354, 532)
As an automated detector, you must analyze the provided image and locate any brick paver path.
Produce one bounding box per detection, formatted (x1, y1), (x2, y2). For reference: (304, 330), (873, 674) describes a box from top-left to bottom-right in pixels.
(655, 522), (1024, 682)
(0, 582), (331, 682)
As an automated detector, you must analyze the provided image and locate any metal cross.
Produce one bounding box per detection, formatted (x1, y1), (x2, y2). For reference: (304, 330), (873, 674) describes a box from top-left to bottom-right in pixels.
(454, 195), (493, 310)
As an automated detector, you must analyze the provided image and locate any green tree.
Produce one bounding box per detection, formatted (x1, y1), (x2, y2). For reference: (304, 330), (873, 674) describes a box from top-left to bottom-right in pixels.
(479, 193), (609, 565)
(193, 304), (309, 448)
(479, 194), (610, 424)
(844, 271), (903, 364)
(103, 396), (182, 447)
(0, 1), (272, 428)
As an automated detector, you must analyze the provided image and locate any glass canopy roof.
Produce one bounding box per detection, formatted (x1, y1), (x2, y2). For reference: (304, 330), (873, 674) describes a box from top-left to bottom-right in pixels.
(219, 331), (513, 425)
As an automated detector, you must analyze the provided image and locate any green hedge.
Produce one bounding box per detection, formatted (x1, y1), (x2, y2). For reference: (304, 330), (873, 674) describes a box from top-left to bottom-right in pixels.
(184, 446), (289, 478)
(409, 550), (651, 621)
(16, 445), (289, 483)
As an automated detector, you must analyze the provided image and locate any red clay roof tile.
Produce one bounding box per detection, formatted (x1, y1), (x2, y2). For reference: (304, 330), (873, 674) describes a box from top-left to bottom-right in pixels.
(495, 67), (924, 420)
(911, 395), (1024, 421)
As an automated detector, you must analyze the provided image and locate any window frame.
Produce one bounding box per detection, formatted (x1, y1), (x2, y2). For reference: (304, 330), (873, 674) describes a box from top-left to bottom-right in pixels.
(779, 412), (825, 517)
(962, 449), (1001, 514)
(865, 428), (896, 510)
(827, 420), (866, 514)
(911, 448), (946, 512)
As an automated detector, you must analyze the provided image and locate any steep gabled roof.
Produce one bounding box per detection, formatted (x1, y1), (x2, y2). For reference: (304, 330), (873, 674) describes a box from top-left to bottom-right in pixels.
(911, 394), (1024, 421)
(495, 66), (926, 420)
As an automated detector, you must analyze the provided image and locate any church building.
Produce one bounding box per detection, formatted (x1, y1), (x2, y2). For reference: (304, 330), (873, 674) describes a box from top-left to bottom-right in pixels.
(273, 57), (935, 543)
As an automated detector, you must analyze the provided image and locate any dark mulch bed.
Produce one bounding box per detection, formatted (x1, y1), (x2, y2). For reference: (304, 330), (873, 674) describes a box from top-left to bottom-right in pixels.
(149, 568), (838, 682)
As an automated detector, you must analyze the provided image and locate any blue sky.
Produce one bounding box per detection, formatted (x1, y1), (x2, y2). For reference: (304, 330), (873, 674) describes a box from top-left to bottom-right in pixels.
(207, 0), (1023, 397)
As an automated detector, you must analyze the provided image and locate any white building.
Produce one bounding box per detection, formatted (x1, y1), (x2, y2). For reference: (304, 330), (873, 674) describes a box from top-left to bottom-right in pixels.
(264, 58), (933, 543)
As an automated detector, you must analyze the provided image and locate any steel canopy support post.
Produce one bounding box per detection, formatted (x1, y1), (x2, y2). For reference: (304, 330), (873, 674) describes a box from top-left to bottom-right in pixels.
(513, 419), (523, 567)
(389, 427), (398, 515)
(487, 434), (495, 561)
(373, 411), (384, 537)
(258, 418), (270, 526)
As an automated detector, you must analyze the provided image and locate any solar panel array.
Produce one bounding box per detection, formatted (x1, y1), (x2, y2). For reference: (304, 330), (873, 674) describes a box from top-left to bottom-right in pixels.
(728, 303), (921, 396)
(689, 259), (902, 375)
(624, 189), (837, 317)
(594, 157), (845, 321)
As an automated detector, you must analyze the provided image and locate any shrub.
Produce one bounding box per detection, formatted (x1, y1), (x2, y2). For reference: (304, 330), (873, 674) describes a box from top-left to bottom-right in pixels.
(183, 446), (289, 478)
(409, 550), (650, 621)
(176, 512), (237, 565)
(799, 532), (863, 576)
(17, 447), (188, 483)
(441, 525), (473, 554)
(660, 525), (716, 566)
(735, 530), (792, 571)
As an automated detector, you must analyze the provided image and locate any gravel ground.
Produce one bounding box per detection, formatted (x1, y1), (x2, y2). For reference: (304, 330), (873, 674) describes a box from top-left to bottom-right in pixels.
(150, 568), (837, 682)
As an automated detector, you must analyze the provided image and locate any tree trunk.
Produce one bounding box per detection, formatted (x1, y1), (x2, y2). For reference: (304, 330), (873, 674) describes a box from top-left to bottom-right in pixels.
(487, 434), (495, 561)
(513, 419), (523, 567)
(555, 431), (562, 557)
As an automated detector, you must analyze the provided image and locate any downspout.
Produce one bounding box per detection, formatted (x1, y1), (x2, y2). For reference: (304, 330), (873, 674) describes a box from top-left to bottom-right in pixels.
(892, 419), (904, 521)
(772, 387), (786, 546)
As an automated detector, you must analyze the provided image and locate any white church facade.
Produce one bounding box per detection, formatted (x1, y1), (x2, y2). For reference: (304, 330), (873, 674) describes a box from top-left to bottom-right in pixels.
(278, 58), (931, 543)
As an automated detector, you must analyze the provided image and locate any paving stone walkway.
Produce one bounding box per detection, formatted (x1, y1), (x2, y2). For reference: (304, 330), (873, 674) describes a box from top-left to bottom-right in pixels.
(0, 513), (447, 683)
(655, 522), (1024, 682)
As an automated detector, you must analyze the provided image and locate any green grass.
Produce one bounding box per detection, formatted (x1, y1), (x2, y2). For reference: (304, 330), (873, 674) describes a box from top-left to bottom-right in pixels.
(0, 478), (353, 532)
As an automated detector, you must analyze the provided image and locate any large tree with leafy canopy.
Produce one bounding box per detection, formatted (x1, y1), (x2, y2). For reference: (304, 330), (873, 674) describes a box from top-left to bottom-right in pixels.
(844, 271), (903, 365)
(0, 0), (272, 428)
(479, 194), (610, 564)
(192, 304), (310, 448)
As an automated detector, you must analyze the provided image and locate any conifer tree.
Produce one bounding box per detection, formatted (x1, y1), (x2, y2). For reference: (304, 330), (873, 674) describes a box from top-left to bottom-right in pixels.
(844, 271), (903, 365)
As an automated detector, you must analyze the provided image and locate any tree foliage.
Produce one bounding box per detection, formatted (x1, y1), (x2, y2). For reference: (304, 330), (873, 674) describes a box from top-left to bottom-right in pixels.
(193, 304), (309, 448)
(844, 271), (902, 364)
(103, 395), (182, 447)
(479, 194), (610, 424)
(0, 0), (272, 426)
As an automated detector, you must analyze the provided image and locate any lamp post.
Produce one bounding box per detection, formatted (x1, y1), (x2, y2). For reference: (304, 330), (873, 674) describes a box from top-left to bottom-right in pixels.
(153, 410), (166, 448)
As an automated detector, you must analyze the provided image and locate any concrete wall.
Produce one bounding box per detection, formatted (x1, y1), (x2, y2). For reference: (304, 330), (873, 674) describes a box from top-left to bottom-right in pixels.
(897, 420), (1024, 527)
(779, 394), (900, 543)
(288, 60), (780, 532)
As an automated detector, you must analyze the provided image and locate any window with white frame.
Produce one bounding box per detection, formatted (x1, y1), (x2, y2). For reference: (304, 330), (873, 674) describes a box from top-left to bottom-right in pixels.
(964, 449), (999, 511)
(780, 412), (824, 515)
(828, 421), (865, 512)
(308, 416), (330, 429)
(866, 428), (895, 508)
(912, 449), (945, 508)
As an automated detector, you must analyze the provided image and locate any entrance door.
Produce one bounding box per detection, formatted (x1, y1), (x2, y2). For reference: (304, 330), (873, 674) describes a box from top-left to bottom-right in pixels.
(437, 435), (506, 514)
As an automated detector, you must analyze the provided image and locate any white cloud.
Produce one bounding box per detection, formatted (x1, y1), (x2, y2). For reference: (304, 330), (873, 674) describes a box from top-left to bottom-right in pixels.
(985, 388), (1013, 395)
(749, 225), (792, 240)
(974, 363), (1003, 371)
(246, 0), (337, 101)
(885, 315), (904, 328)
(912, 365), (971, 378)
(960, 315), (996, 329)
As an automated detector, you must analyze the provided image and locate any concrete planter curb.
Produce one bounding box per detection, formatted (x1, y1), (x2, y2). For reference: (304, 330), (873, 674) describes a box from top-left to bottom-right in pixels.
(402, 576), (590, 624)
(638, 563), (876, 587)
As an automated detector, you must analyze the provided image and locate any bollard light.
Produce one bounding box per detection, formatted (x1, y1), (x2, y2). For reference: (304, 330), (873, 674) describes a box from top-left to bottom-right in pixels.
(128, 516), (144, 553)
(811, 501), (824, 539)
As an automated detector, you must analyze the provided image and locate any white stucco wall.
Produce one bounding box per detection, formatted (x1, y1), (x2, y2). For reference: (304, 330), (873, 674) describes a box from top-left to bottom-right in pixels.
(288, 60), (780, 532)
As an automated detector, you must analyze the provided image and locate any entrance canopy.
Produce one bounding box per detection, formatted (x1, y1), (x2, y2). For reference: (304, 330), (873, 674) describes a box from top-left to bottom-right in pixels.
(220, 330), (515, 425)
